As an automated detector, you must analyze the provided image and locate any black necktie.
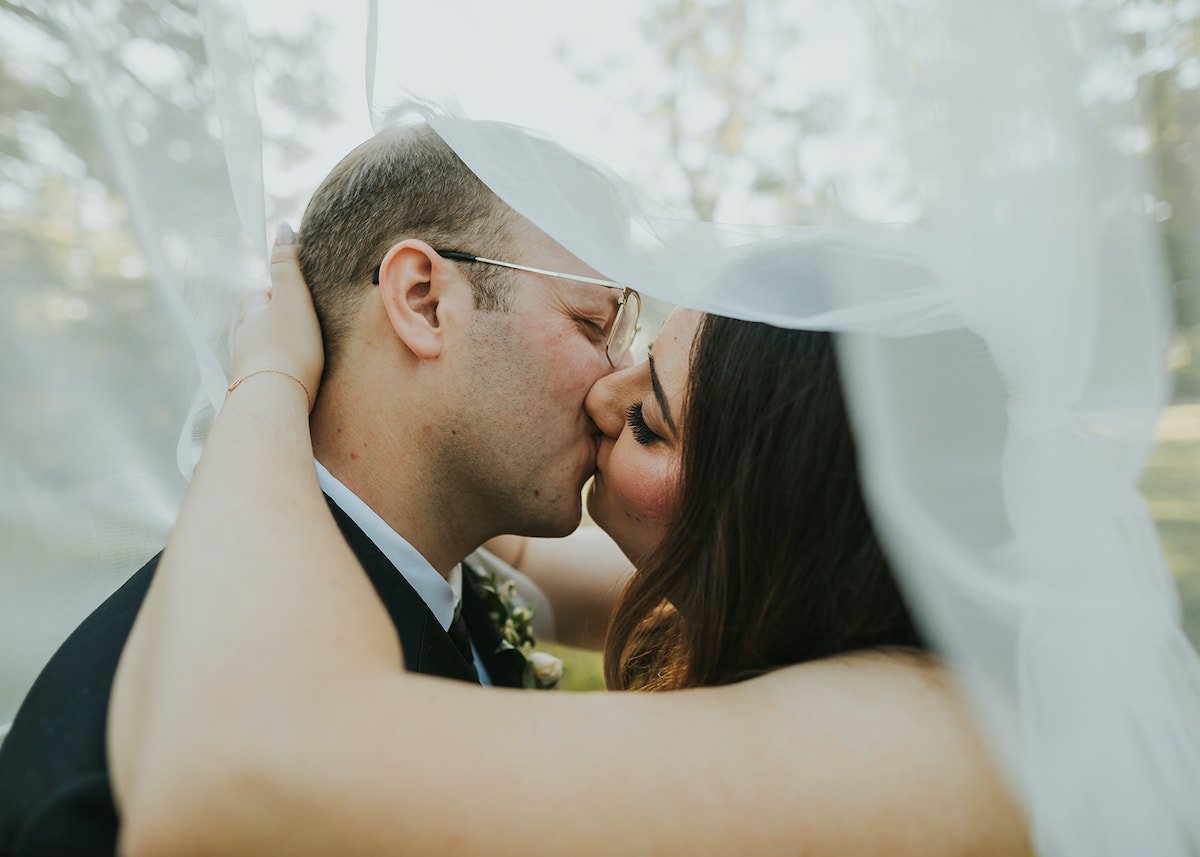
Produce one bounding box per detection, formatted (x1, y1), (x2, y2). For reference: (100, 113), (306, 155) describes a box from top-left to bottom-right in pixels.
(448, 603), (479, 680)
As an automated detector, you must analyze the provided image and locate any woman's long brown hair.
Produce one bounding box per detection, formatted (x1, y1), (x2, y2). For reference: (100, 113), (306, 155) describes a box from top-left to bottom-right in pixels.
(604, 315), (925, 691)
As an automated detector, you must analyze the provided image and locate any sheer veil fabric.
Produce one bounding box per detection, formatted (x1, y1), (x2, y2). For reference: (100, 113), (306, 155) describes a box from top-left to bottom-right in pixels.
(2, 0), (1198, 854)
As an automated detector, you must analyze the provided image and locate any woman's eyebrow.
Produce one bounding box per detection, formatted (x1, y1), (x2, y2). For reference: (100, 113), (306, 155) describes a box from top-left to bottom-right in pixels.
(648, 355), (678, 436)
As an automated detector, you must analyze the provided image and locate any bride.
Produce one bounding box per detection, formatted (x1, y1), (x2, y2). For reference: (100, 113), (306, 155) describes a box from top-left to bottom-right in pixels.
(107, 234), (1029, 856)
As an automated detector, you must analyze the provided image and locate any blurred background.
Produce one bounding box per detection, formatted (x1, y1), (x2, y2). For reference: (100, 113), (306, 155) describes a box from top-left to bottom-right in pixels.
(1, 0), (1196, 703)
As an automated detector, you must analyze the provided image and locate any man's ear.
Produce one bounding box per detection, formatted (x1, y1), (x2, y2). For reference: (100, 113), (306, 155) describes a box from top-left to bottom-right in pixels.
(376, 239), (461, 360)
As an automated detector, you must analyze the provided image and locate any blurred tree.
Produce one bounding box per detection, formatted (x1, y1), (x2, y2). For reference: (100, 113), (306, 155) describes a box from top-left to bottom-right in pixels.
(0, 0), (334, 205)
(559, 0), (907, 224)
(1111, 0), (1200, 646)
(556, 0), (917, 343)
(1098, 0), (1200, 397)
(636, 0), (836, 222)
(0, 0), (337, 486)
(1128, 0), (1200, 397)
(0, 0), (340, 717)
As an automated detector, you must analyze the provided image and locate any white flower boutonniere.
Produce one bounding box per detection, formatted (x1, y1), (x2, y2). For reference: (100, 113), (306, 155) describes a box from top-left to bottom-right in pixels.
(472, 569), (563, 690)
(528, 650), (564, 688)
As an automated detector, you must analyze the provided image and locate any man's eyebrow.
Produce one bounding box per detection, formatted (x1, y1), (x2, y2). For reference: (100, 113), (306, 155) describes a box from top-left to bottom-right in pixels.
(648, 355), (678, 436)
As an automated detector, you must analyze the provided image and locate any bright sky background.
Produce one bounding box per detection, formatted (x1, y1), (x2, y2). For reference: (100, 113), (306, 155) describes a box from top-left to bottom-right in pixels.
(240, 0), (902, 224)
(245, 0), (660, 217)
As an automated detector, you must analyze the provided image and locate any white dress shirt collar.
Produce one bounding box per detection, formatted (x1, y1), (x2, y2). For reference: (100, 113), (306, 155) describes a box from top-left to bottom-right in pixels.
(315, 460), (460, 632)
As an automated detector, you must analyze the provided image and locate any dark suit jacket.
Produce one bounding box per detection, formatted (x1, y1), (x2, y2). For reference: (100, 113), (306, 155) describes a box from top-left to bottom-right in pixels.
(0, 497), (520, 856)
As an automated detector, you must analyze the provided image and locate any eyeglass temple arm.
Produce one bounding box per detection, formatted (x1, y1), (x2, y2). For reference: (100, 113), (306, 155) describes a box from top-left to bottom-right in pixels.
(373, 250), (625, 291)
(371, 250), (477, 285)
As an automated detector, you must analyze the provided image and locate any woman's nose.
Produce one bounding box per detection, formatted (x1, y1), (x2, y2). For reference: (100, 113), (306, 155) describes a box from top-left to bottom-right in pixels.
(585, 366), (636, 439)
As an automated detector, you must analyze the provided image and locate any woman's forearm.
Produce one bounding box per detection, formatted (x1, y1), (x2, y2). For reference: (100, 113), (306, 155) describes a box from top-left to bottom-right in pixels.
(109, 374), (403, 846)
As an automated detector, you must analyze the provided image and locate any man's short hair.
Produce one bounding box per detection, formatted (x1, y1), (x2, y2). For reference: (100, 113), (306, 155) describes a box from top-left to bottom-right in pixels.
(297, 123), (519, 365)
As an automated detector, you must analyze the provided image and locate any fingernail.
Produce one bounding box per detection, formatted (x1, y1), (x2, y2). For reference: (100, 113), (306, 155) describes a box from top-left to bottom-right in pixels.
(275, 221), (295, 246)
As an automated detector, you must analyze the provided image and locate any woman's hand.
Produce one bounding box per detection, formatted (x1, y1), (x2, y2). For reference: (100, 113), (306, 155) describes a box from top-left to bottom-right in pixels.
(231, 222), (325, 407)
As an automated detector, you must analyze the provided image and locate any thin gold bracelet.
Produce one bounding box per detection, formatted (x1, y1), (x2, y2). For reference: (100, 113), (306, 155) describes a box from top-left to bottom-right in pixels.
(226, 369), (312, 410)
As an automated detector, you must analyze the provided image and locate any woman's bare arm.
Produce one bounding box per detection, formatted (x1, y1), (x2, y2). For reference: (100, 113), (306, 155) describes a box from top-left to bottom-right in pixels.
(484, 529), (633, 649)
(109, 241), (1029, 857)
(118, 612), (1026, 857)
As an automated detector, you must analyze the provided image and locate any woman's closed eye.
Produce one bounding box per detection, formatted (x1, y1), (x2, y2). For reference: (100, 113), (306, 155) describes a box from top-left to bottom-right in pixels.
(626, 401), (662, 446)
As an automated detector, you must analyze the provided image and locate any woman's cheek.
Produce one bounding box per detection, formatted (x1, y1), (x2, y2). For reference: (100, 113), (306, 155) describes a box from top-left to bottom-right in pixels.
(611, 448), (680, 529)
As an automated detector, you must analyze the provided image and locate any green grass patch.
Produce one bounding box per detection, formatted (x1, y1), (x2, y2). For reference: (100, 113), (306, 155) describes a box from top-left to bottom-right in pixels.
(539, 642), (606, 692)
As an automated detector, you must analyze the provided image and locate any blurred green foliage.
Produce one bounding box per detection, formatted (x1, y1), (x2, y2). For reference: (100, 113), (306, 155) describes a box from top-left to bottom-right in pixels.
(1142, 406), (1200, 647)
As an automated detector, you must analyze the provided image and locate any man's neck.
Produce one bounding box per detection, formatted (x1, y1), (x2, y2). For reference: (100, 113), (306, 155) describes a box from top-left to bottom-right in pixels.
(310, 388), (486, 578)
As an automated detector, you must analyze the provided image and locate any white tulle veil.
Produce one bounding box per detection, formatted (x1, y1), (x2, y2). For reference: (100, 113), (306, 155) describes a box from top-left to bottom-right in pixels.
(2, 0), (1197, 853)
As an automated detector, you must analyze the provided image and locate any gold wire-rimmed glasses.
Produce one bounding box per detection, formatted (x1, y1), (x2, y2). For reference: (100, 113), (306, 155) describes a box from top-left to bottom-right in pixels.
(373, 249), (641, 367)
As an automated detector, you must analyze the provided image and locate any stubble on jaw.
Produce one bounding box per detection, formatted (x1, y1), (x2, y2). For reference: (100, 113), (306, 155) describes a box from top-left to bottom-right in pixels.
(439, 361), (553, 536)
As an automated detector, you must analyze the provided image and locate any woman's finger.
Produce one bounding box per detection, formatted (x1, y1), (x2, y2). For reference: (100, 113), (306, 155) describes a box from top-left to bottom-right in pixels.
(269, 222), (306, 304)
(269, 222), (321, 325)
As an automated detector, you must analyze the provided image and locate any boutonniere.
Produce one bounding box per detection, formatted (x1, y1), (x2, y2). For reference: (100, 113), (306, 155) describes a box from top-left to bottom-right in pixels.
(472, 569), (563, 690)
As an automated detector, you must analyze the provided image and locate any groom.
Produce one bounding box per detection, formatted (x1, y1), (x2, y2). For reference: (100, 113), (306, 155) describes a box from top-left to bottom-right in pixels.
(0, 123), (631, 854)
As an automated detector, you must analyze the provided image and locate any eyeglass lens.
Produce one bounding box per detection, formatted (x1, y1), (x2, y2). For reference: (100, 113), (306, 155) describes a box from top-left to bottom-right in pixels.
(607, 292), (640, 363)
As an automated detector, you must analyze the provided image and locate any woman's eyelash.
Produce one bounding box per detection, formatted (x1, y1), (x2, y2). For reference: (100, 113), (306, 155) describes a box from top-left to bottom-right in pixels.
(626, 402), (662, 446)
